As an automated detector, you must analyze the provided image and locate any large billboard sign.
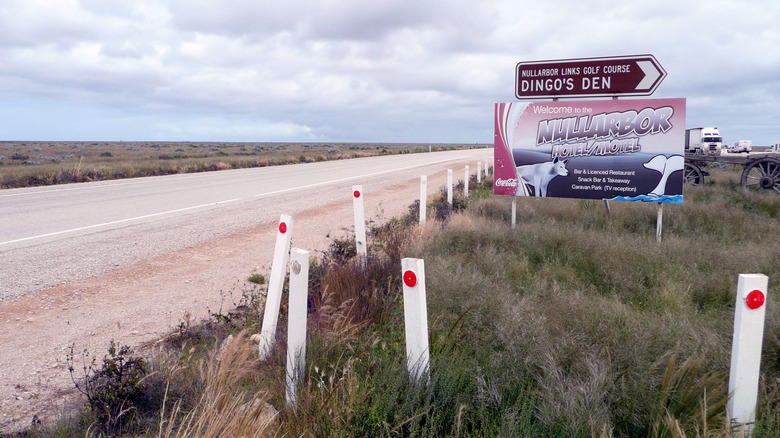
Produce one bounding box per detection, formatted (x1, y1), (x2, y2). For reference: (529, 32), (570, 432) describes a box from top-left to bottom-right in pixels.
(515, 55), (666, 99)
(494, 98), (686, 203)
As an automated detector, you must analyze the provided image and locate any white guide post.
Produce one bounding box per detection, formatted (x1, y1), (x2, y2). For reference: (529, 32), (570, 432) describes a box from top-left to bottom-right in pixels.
(286, 248), (310, 407)
(485, 159), (489, 178)
(419, 176), (427, 224)
(259, 214), (294, 359)
(464, 165), (470, 198)
(401, 258), (430, 384)
(447, 169), (453, 207)
(477, 162), (482, 184)
(511, 198), (517, 229)
(728, 273), (769, 431)
(656, 203), (664, 243)
(352, 185), (367, 258)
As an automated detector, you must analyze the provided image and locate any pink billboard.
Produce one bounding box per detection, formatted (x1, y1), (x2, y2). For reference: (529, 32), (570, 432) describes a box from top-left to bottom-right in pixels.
(494, 98), (686, 203)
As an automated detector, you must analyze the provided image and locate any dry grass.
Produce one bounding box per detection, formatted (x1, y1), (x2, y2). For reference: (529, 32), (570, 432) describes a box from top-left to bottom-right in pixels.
(16, 168), (780, 437)
(410, 166), (780, 436)
(0, 141), (480, 188)
(158, 331), (278, 438)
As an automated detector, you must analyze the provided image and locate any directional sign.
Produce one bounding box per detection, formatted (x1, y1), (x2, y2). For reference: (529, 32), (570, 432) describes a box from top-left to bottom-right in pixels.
(515, 54), (666, 99)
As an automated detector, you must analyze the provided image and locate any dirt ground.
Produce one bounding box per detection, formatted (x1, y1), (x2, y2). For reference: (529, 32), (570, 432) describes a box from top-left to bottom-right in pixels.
(0, 171), (454, 433)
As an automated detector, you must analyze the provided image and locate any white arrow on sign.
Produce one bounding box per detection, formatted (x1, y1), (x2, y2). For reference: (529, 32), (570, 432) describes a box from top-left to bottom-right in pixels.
(636, 60), (664, 91)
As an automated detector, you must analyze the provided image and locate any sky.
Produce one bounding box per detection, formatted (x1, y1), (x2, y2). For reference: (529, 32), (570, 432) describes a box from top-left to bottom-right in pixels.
(1, 0), (778, 145)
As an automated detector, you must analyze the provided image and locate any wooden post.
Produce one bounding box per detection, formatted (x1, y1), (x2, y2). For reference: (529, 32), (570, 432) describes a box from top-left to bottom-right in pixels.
(401, 258), (430, 383)
(728, 274), (769, 433)
(419, 176), (427, 224)
(286, 248), (309, 407)
(259, 214), (294, 359)
(352, 185), (367, 258)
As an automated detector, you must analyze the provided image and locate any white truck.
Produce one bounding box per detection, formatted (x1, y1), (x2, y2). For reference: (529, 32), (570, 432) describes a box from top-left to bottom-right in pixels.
(685, 127), (723, 155)
(728, 140), (752, 153)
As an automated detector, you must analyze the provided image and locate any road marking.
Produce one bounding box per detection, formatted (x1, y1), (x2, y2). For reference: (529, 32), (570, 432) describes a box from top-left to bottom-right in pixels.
(0, 198), (242, 247)
(254, 158), (459, 197)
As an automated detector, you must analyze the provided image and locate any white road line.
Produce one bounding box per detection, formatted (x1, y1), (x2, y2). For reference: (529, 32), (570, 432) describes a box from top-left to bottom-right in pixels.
(0, 198), (242, 247)
(254, 158), (457, 197)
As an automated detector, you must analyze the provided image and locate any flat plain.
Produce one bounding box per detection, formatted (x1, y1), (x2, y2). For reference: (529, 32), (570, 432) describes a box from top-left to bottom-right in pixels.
(0, 141), (482, 189)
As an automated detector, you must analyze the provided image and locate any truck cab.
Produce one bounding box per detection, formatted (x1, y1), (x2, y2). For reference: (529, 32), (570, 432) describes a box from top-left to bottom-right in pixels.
(700, 127), (723, 154)
(685, 127), (723, 155)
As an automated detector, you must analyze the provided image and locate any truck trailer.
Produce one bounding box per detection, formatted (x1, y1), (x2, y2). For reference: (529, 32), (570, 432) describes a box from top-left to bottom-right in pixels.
(685, 127), (723, 155)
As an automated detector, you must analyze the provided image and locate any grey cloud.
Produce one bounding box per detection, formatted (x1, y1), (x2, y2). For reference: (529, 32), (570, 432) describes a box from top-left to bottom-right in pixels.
(0, 0), (779, 144)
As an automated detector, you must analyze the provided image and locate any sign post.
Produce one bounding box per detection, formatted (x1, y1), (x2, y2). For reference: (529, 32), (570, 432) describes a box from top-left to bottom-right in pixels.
(286, 248), (309, 407)
(401, 258), (430, 384)
(464, 165), (470, 198)
(502, 54), (677, 238)
(352, 185), (367, 258)
(728, 274), (769, 432)
(259, 214), (294, 359)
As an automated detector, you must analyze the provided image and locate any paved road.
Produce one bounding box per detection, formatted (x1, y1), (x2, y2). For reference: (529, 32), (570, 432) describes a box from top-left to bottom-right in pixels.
(1, 148), (492, 301)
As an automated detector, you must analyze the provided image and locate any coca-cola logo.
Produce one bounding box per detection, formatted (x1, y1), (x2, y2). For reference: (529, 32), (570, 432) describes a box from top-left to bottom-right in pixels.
(495, 178), (518, 187)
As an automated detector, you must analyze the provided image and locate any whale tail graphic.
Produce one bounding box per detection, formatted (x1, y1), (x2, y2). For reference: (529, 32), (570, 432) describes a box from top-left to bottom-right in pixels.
(644, 154), (685, 197)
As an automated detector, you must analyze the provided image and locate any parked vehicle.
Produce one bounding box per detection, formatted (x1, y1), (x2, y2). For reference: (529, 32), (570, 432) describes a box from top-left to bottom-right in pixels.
(684, 145), (780, 193)
(728, 140), (752, 153)
(685, 127), (723, 155)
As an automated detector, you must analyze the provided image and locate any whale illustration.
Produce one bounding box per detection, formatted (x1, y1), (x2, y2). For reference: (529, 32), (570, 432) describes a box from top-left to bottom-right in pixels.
(643, 154), (685, 196)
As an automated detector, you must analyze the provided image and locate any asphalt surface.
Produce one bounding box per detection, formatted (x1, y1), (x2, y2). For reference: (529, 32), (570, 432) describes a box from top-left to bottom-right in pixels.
(0, 148), (493, 302)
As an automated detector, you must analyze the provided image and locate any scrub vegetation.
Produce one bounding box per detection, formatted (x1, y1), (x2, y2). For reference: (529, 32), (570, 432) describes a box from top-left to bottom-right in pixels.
(0, 141), (477, 189)
(8, 164), (780, 437)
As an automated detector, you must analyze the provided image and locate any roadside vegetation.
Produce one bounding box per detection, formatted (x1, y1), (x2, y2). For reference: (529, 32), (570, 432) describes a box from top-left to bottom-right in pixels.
(6, 164), (780, 437)
(0, 142), (478, 189)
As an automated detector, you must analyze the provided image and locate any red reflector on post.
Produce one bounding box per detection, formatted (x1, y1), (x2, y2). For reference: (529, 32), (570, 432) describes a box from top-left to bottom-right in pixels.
(353, 190), (361, 198)
(746, 290), (765, 309)
(279, 222), (287, 234)
(403, 270), (417, 287)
